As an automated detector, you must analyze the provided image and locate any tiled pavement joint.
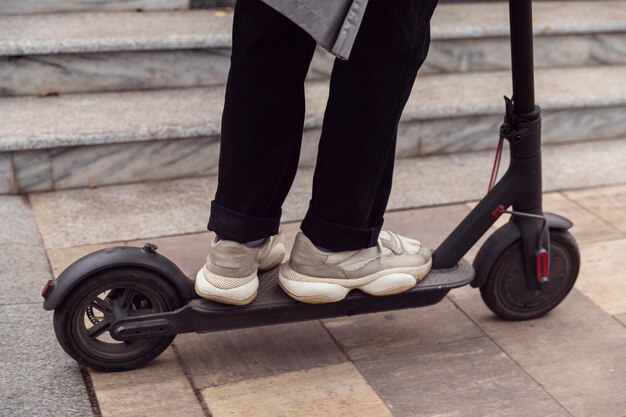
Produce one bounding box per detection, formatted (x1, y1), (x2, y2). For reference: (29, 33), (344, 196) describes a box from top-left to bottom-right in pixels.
(611, 315), (626, 329)
(318, 319), (396, 416)
(445, 295), (576, 417)
(559, 191), (626, 240)
(24, 192), (60, 285)
(80, 365), (103, 417)
(171, 342), (213, 417)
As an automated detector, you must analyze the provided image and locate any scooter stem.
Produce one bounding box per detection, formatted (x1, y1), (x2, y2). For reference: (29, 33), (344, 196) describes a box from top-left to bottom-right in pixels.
(509, 0), (536, 114)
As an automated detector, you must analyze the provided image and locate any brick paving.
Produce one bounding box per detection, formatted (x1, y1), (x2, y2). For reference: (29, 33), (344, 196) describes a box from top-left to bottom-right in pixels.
(2, 186), (626, 417)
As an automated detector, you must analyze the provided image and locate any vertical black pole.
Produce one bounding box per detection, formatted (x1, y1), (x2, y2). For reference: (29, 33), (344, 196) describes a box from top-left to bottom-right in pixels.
(433, 0), (544, 270)
(509, 0), (536, 114)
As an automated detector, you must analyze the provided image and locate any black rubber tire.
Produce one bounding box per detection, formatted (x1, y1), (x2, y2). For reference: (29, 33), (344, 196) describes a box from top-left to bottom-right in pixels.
(480, 230), (580, 320)
(53, 268), (181, 372)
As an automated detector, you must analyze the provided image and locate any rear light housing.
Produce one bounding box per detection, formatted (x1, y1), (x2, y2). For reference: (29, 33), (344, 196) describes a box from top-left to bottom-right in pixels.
(41, 279), (54, 298)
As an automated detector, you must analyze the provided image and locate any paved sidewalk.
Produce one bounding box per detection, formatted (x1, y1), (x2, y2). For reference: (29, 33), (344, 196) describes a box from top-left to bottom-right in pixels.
(2, 182), (625, 417)
(0, 197), (94, 417)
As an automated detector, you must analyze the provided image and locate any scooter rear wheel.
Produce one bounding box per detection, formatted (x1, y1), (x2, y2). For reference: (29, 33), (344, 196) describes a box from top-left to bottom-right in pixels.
(53, 268), (180, 372)
(479, 230), (580, 320)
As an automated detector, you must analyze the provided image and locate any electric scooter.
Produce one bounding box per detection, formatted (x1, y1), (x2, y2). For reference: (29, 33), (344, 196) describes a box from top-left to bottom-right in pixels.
(42, 0), (581, 372)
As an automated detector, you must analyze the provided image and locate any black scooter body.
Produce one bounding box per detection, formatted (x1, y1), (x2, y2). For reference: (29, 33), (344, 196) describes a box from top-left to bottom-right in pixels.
(42, 210), (572, 343)
(43, 247), (474, 335)
(42, 211), (572, 313)
(43, 0), (583, 371)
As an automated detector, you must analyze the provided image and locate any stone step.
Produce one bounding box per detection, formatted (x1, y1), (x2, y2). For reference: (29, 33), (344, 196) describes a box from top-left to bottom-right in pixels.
(1, 2), (625, 96)
(0, 0), (189, 15)
(0, 0), (613, 15)
(28, 137), (626, 249)
(1, 65), (624, 194)
(0, 10), (233, 97)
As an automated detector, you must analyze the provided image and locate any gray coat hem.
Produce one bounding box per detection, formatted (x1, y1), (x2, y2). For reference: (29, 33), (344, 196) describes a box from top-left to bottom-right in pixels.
(260, 0), (369, 60)
(332, 0), (369, 60)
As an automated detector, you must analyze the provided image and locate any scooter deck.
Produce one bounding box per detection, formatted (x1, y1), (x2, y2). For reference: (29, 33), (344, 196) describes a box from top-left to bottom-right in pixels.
(202, 258), (474, 309)
(112, 260), (474, 339)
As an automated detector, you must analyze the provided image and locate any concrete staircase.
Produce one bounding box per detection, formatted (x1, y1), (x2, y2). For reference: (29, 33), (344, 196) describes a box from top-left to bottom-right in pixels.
(1, 1), (625, 193)
(0, 0), (188, 15)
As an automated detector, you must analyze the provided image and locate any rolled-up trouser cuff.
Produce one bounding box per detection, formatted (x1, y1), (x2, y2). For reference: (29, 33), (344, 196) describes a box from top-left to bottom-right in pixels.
(300, 208), (383, 251)
(207, 200), (281, 243)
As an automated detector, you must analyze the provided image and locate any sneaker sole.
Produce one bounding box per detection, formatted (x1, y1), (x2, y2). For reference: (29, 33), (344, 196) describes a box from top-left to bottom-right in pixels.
(195, 268), (259, 306)
(278, 259), (432, 304)
(194, 243), (286, 306)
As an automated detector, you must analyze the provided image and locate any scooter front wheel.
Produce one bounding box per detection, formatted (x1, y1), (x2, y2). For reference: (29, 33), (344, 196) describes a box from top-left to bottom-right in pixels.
(53, 268), (180, 372)
(479, 230), (580, 320)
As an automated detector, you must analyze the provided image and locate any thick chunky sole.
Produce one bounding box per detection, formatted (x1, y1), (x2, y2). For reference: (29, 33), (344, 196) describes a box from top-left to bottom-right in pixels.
(195, 269), (259, 306)
(194, 243), (286, 306)
(278, 259), (432, 304)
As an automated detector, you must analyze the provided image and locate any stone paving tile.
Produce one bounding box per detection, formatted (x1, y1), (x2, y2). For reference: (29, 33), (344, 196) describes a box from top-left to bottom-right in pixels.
(381, 204), (471, 249)
(46, 242), (126, 277)
(354, 336), (568, 417)
(200, 363), (392, 417)
(576, 238), (626, 315)
(0, 304), (93, 417)
(175, 321), (347, 389)
(449, 289), (626, 417)
(542, 193), (623, 244)
(128, 232), (211, 277)
(564, 184), (626, 235)
(323, 298), (483, 360)
(615, 313), (626, 327)
(0, 196), (53, 305)
(90, 347), (204, 417)
(29, 176), (217, 249)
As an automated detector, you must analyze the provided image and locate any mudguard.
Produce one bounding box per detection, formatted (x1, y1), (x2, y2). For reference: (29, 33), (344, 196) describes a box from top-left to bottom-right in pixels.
(543, 212), (573, 231)
(42, 245), (195, 311)
(471, 212), (573, 288)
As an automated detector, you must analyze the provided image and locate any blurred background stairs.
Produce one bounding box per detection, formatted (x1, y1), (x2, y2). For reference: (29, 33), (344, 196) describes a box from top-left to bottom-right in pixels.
(0, 0), (625, 193)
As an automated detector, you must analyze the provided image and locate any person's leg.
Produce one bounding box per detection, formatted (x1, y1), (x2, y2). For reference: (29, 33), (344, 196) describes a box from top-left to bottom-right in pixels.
(301, 0), (439, 251)
(208, 0), (317, 243)
(198, 0), (316, 305)
(367, 128), (398, 229)
(279, 0), (438, 303)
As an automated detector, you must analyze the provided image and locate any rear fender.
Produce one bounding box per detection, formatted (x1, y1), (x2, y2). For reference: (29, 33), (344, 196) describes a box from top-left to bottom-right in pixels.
(42, 245), (195, 310)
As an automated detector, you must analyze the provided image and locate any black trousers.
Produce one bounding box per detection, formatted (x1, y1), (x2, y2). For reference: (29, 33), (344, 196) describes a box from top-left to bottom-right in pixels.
(208, 0), (438, 251)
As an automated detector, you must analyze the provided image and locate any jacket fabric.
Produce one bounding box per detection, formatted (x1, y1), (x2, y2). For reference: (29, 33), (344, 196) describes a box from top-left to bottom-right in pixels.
(259, 0), (369, 60)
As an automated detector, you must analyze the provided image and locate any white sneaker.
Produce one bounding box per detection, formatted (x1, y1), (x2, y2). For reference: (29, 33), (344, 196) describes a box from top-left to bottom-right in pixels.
(195, 232), (285, 305)
(279, 231), (432, 303)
